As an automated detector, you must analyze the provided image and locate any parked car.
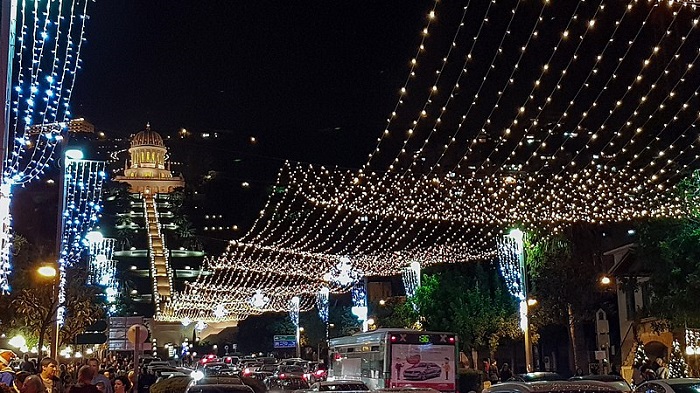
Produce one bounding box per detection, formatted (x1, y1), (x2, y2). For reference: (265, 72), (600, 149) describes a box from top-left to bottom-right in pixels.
(375, 388), (440, 393)
(403, 363), (443, 381)
(509, 372), (567, 382)
(570, 375), (632, 392)
(633, 378), (700, 393)
(485, 380), (626, 393)
(307, 380), (370, 391)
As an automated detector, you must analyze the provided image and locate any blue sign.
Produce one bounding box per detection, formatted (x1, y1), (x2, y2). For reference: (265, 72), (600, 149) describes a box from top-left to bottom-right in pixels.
(274, 335), (296, 349)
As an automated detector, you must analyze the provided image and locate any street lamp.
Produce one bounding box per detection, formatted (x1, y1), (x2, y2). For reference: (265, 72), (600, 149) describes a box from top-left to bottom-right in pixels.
(37, 265), (57, 278)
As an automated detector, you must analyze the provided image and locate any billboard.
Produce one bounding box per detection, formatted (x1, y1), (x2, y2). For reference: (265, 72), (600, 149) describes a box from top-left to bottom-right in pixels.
(390, 343), (456, 391)
(274, 335), (296, 349)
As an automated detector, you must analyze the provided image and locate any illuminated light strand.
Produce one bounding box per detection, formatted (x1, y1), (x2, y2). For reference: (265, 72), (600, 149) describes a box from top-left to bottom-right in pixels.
(499, 0), (629, 173)
(364, 0), (441, 171)
(56, 158), (106, 326)
(542, 4), (678, 177)
(383, 2), (473, 175)
(422, 0), (548, 176)
(597, 35), (700, 171)
(380, 0), (521, 175)
(7, 0), (90, 185)
(452, 2), (560, 173)
(555, 6), (691, 177)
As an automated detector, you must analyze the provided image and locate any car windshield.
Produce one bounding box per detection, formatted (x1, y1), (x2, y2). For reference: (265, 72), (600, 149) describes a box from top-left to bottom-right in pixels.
(261, 365), (278, 372)
(319, 383), (369, 391)
(665, 383), (700, 393)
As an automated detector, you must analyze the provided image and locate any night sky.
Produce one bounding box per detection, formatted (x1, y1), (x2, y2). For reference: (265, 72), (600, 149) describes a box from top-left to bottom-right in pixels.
(71, 1), (430, 168)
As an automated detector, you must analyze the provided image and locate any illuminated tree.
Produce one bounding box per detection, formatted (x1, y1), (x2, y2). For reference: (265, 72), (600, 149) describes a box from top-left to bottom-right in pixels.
(669, 339), (688, 378)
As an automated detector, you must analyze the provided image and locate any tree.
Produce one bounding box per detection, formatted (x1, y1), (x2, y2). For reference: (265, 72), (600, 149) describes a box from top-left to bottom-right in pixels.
(374, 296), (418, 329)
(526, 227), (613, 372)
(13, 268), (103, 355)
(634, 341), (647, 366)
(409, 263), (519, 354)
(669, 339), (688, 378)
(633, 172), (700, 326)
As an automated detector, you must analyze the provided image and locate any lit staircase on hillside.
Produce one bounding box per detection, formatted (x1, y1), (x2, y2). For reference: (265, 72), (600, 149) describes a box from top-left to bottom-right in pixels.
(144, 194), (172, 311)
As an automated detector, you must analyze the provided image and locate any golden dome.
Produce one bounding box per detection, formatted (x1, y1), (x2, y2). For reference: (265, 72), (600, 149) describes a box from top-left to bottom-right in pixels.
(131, 123), (164, 148)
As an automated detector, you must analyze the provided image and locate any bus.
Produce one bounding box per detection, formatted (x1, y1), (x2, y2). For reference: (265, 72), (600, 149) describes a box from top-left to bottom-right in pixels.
(328, 329), (458, 392)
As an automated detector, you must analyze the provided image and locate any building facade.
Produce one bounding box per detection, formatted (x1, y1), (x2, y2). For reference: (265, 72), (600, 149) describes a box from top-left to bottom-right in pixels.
(115, 124), (185, 193)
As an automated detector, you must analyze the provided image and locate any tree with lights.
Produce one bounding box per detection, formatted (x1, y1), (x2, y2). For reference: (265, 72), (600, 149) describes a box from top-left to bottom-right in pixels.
(634, 342), (647, 366)
(669, 339), (688, 378)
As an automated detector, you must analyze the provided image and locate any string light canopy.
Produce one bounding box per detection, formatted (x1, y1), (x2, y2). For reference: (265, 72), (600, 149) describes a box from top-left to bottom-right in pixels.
(0, 0), (93, 292)
(160, 0), (700, 323)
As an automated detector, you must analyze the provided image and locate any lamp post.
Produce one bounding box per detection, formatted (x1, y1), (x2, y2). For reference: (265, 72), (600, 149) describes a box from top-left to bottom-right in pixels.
(37, 264), (57, 358)
(507, 228), (533, 373)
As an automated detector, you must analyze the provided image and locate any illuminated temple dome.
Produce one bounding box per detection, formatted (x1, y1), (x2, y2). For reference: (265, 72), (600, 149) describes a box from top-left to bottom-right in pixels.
(115, 124), (185, 193)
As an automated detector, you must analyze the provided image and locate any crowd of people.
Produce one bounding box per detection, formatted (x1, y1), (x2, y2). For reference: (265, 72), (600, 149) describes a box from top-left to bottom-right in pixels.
(631, 358), (670, 386)
(0, 350), (136, 393)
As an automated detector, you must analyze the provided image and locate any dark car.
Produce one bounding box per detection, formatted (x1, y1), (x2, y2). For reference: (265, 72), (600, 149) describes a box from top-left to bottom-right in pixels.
(277, 365), (305, 376)
(510, 372), (567, 382)
(403, 362), (443, 381)
(202, 362), (236, 377)
(187, 384), (255, 393)
(250, 364), (278, 382)
(265, 375), (310, 392)
(308, 380), (370, 391)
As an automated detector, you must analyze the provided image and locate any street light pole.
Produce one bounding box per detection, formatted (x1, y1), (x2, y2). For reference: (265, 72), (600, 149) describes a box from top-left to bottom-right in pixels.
(509, 229), (533, 373)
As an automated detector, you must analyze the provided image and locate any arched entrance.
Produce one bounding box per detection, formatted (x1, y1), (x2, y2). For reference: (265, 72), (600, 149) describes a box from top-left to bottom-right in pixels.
(644, 340), (668, 362)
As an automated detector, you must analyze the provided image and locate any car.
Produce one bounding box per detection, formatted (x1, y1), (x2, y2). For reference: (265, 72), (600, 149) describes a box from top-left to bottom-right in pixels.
(186, 384), (255, 393)
(278, 365), (306, 376)
(485, 380), (627, 393)
(307, 380), (370, 391)
(250, 364), (279, 381)
(195, 376), (244, 386)
(509, 372), (568, 382)
(402, 362), (443, 381)
(375, 388), (440, 393)
(633, 378), (700, 393)
(569, 375), (632, 392)
(201, 362), (236, 377)
(305, 363), (328, 383)
(265, 375), (310, 392)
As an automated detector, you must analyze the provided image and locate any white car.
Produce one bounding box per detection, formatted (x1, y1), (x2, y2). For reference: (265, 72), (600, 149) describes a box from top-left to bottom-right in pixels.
(485, 380), (626, 393)
(633, 378), (700, 393)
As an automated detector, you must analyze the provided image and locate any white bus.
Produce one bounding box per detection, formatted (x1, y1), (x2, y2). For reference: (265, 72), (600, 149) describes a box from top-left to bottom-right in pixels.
(328, 329), (458, 392)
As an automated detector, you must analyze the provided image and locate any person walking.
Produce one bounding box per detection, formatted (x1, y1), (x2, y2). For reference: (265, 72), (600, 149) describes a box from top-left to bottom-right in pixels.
(88, 358), (113, 393)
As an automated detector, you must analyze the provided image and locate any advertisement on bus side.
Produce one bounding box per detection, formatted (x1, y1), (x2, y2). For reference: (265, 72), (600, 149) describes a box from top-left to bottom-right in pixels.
(390, 343), (456, 391)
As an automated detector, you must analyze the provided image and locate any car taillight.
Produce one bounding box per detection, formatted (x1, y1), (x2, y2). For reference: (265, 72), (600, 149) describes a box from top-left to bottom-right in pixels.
(315, 370), (324, 376)
(280, 374), (286, 379)
(243, 368), (252, 376)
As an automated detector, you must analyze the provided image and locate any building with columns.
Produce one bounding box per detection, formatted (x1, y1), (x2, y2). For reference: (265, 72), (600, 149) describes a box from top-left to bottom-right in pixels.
(115, 124), (185, 193)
